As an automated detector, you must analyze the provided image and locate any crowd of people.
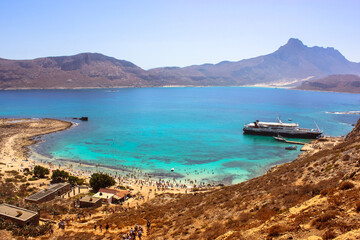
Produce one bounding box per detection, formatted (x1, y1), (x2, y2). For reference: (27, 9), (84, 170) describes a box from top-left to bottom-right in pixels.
(121, 221), (150, 240)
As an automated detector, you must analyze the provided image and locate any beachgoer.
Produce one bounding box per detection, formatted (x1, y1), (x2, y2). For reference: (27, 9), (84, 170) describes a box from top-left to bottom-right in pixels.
(100, 224), (102, 232)
(106, 223), (110, 231)
(94, 223), (97, 231)
(147, 220), (151, 229)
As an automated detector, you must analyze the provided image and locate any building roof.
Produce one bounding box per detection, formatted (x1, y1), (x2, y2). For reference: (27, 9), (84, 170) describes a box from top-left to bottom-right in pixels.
(0, 204), (38, 221)
(25, 188), (56, 201)
(25, 183), (71, 201)
(48, 182), (71, 191)
(80, 196), (102, 203)
(93, 192), (115, 199)
(115, 190), (130, 199)
(98, 188), (119, 195)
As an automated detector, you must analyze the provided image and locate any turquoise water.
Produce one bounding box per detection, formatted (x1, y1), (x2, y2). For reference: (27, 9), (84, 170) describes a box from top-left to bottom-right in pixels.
(0, 87), (359, 184)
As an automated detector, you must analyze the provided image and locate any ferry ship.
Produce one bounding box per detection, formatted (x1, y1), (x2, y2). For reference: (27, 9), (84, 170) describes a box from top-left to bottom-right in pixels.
(243, 118), (322, 139)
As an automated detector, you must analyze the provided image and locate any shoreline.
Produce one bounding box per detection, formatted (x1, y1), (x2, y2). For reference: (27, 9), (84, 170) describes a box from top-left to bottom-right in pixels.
(1, 117), (329, 187)
(0, 118), (191, 215)
(1, 85), (359, 95)
(0, 85), (286, 91)
(0, 118), (207, 193)
(0, 117), (346, 190)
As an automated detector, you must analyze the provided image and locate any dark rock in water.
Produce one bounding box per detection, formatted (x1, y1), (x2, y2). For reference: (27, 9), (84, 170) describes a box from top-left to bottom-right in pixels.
(72, 117), (88, 121)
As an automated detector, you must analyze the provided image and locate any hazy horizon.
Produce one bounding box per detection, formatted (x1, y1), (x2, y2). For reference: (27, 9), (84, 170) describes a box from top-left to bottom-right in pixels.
(1, 0), (359, 69)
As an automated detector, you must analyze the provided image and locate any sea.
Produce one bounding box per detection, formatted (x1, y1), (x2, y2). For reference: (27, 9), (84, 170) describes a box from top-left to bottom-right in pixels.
(1, 87), (359, 184)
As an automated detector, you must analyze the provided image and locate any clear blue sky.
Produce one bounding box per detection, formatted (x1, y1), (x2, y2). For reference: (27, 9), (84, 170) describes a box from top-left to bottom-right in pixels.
(0, 0), (359, 69)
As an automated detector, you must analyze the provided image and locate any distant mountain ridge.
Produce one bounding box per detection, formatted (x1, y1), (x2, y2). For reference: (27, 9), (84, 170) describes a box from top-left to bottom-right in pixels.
(0, 38), (359, 90)
(0, 53), (151, 89)
(149, 38), (360, 87)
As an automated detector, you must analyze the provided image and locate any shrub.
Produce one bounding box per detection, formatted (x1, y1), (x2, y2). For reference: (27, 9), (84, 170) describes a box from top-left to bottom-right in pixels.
(5, 178), (17, 183)
(311, 211), (337, 229)
(320, 188), (330, 196)
(89, 173), (115, 192)
(339, 181), (354, 190)
(326, 164), (333, 172)
(342, 154), (350, 161)
(12, 222), (52, 237)
(0, 183), (16, 198)
(5, 170), (19, 176)
(200, 222), (226, 239)
(355, 201), (360, 212)
(51, 169), (69, 183)
(18, 184), (29, 197)
(267, 224), (286, 237)
(68, 175), (85, 186)
(33, 165), (49, 178)
(322, 229), (337, 240)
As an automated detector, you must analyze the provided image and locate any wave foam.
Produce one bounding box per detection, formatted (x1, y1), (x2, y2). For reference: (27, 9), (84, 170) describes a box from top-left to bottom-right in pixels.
(326, 111), (360, 115)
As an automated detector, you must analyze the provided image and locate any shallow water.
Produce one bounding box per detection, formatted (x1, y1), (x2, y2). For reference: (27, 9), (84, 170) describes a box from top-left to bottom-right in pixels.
(0, 87), (359, 184)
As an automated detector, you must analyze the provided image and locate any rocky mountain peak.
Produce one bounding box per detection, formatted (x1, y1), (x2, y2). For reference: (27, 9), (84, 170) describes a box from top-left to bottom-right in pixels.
(277, 38), (306, 53)
(286, 38), (305, 46)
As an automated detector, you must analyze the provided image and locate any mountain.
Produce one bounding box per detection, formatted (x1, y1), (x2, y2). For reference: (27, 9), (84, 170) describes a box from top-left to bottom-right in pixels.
(1, 39), (360, 89)
(0, 53), (152, 89)
(149, 38), (360, 87)
(295, 74), (360, 93)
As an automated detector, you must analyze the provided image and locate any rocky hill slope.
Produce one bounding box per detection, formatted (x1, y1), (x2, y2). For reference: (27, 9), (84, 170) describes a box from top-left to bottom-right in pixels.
(1, 39), (360, 89)
(295, 74), (360, 93)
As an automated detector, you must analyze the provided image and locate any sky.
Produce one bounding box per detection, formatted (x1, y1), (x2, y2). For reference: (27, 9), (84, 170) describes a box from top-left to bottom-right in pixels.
(0, 0), (359, 69)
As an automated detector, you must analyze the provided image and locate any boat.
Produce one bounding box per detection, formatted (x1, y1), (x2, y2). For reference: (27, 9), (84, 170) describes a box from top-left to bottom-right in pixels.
(243, 118), (322, 139)
(285, 145), (297, 150)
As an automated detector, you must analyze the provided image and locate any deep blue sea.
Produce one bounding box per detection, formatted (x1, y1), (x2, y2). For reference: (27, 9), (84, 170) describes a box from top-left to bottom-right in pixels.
(1, 87), (359, 184)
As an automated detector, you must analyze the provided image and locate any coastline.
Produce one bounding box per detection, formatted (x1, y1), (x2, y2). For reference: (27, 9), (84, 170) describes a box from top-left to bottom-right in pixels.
(2, 85), (359, 95)
(0, 118), (201, 193)
(1, 117), (333, 188)
(0, 118), (73, 184)
(0, 118), (191, 220)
